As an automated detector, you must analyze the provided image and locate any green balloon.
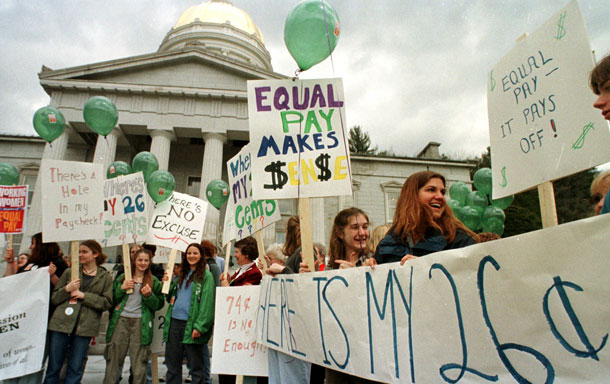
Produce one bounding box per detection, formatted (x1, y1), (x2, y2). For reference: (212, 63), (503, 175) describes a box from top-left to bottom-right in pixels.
(473, 167), (493, 195)
(447, 198), (462, 214)
(482, 217), (504, 236)
(146, 170), (175, 203)
(491, 194), (514, 210)
(32, 106), (65, 143)
(460, 205), (482, 231)
(132, 152), (159, 181)
(206, 179), (230, 210)
(284, 0), (340, 71)
(483, 205), (505, 222)
(0, 162), (20, 186)
(83, 96), (118, 136)
(449, 182), (470, 205)
(466, 190), (488, 210)
(106, 161), (132, 179)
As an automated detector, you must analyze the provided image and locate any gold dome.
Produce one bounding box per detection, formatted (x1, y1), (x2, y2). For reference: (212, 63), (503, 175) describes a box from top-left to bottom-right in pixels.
(174, 0), (264, 43)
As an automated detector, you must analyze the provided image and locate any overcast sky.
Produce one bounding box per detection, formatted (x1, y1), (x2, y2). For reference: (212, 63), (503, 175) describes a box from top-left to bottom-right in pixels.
(1, 0), (608, 163)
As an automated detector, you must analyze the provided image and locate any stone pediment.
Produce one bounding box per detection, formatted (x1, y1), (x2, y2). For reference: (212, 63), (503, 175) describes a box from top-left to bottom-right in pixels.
(39, 48), (286, 95)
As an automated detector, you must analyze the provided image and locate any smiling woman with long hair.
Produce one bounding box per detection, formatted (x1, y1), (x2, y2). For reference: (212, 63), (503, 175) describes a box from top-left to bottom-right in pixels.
(162, 243), (215, 384)
(374, 171), (476, 265)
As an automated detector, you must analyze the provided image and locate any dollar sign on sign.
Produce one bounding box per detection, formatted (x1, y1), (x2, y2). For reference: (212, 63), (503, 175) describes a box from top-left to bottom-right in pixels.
(315, 153), (332, 181)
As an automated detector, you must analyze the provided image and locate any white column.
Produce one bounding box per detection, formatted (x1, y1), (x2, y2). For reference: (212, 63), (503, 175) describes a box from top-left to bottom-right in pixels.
(22, 129), (70, 251)
(311, 197), (326, 245)
(149, 129), (175, 171)
(198, 132), (226, 242)
(92, 128), (119, 171)
(263, 223), (276, 247)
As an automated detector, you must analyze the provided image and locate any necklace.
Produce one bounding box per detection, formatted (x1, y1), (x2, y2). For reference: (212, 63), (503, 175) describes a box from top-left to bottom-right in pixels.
(83, 266), (96, 275)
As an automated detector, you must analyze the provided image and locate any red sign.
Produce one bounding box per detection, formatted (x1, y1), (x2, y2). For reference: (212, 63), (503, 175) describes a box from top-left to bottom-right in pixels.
(0, 185), (28, 233)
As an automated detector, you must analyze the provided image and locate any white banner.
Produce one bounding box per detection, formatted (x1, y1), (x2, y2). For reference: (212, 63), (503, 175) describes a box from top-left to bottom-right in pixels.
(487, 0), (610, 199)
(222, 144), (281, 245)
(0, 268), (50, 380)
(254, 214), (610, 383)
(212, 286), (268, 376)
(41, 159), (104, 242)
(101, 172), (149, 247)
(248, 78), (352, 199)
(146, 192), (208, 253)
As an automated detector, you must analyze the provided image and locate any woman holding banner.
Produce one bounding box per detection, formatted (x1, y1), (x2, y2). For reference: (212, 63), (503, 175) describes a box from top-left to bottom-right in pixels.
(44, 239), (113, 384)
(162, 242), (215, 384)
(374, 171), (476, 265)
(103, 247), (164, 384)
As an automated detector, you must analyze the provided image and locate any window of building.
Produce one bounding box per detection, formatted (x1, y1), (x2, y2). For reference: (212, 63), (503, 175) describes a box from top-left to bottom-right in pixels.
(186, 176), (201, 197)
(381, 180), (403, 223)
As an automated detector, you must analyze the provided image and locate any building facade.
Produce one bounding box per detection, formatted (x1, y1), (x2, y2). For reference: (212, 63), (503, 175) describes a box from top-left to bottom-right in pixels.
(0, 1), (475, 256)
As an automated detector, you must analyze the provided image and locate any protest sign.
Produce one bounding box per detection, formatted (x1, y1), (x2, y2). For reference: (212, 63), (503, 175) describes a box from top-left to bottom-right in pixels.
(212, 286), (268, 376)
(487, 0), (610, 199)
(152, 245), (175, 264)
(150, 302), (168, 355)
(101, 172), (149, 247)
(146, 191), (208, 253)
(0, 186), (28, 233)
(248, 78), (352, 199)
(254, 214), (610, 383)
(40, 159), (104, 242)
(222, 144), (281, 244)
(0, 268), (49, 380)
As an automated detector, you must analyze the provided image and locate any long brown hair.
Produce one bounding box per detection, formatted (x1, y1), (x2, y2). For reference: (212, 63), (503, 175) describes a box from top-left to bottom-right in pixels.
(178, 243), (207, 288)
(130, 248), (154, 289)
(328, 207), (370, 268)
(282, 215), (301, 257)
(29, 232), (61, 266)
(80, 239), (107, 266)
(391, 171), (474, 244)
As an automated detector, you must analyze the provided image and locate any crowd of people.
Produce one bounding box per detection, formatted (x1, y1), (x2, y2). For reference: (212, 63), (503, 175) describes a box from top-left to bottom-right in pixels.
(1, 54), (609, 384)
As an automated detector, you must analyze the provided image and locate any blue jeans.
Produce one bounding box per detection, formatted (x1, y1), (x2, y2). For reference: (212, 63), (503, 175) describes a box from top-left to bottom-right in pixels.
(267, 349), (310, 384)
(43, 331), (91, 384)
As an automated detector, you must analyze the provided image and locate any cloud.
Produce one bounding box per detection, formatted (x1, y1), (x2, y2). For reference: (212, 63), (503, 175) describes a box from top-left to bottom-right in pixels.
(1, 0), (608, 165)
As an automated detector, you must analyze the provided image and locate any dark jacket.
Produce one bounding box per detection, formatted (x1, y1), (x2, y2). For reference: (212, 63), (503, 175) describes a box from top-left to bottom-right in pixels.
(106, 274), (164, 345)
(374, 227), (476, 264)
(48, 266), (113, 337)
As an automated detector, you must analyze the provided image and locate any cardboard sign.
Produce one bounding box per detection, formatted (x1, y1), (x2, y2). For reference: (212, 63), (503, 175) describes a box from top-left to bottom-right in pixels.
(41, 159), (104, 242)
(0, 186), (28, 233)
(254, 214), (610, 383)
(212, 286), (268, 376)
(146, 192), (207, 252)
(248, 78), (352, 199)
(0, 268), (49, 380)
(222, 144), (281, 245)
(150, 302), (168, 355)
(101, 172), (149, 247)
(487, 0), (610, 199)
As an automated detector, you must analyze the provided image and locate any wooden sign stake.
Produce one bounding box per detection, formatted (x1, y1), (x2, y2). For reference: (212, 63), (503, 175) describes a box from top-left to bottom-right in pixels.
(70, 241), (79, 281)
(255, 230), (266, 273)
(298, 197), (315, 272)
(151, 353), (159, 384)
(224, 241), (232, 274)
(161, 248), (178, 294)
(537, 181), (558, 228)
(122, 243), (133, 294)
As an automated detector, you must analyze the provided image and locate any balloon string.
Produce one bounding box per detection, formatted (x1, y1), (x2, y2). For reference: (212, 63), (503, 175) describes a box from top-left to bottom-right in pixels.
(321, 0), (336, 75)
(321, 0), (353, 202)
(297, 80), (304, 199)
